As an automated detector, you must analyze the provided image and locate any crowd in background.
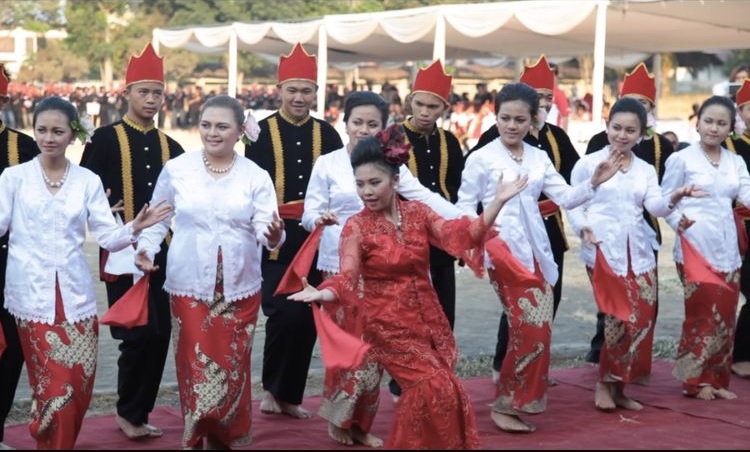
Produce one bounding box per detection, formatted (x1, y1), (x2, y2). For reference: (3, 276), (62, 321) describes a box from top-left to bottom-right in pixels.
(0, 77), (601, 155)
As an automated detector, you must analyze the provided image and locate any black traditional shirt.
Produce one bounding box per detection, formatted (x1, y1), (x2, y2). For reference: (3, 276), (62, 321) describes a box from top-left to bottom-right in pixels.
(245, 110), (342, 264)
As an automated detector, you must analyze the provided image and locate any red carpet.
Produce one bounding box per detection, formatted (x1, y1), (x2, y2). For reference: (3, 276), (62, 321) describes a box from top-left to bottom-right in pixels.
(5, 360), (749, 450)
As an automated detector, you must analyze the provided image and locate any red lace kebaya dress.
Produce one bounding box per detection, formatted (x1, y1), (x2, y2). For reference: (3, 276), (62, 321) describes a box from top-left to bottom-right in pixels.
(319, 199), (490, 450)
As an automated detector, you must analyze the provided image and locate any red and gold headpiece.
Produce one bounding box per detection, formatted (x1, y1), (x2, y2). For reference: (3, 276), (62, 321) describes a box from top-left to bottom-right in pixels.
(620, 62), (656, 105)
(278, 43), (317, 85)
(412, 60), (452, 105)
(125, 43), (165, 87)
(736, 79), (750, 108)
(519, 55), (554, 92)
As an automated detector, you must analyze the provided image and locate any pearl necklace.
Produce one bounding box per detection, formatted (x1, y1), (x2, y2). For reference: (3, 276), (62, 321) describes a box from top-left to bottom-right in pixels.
(700, 145), (720, 168)
(40, 158), (70, 188)
(202, 151), (237, 174)
(506, 146), (523, 163)
(396, 203), (402, 231)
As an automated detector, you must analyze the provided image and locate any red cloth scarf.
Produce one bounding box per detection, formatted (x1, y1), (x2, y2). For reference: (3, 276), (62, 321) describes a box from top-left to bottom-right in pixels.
(680, 234), (731, 290)
(274, 225), (323, 296)
(100, 274), (150, 328)
(591, 246), (631, 321)
(484, 237), (542, 286)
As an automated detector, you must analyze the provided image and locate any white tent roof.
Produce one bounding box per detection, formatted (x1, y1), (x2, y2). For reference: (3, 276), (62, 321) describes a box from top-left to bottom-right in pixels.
(152, 0), (750, 122)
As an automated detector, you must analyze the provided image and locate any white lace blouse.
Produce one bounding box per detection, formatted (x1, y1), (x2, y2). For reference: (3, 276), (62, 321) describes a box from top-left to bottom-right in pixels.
(457, 139), (595, 286)
(138, 151), (284, 302)
(0, 158), (137, 324)
(661, 143), (750, 272)
(567, 147), (674, 276)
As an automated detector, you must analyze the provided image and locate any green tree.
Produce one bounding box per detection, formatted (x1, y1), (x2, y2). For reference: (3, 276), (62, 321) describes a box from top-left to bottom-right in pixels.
(16, 39), (90, 84)
(0, 1), (65, 32)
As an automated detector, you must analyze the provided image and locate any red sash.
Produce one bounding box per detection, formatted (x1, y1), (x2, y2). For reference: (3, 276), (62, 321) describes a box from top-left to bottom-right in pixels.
(538, 199), (560, 218)
(278, 201), (304, 221)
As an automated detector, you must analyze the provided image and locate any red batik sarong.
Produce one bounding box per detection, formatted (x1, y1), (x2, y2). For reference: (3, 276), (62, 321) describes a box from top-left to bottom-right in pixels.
(488, 262), (553, 415)
(673, 263), (740, 395)
(16, 279), (97, 450)
(587, 266), (657, 384)
(171, 249), (260, 448)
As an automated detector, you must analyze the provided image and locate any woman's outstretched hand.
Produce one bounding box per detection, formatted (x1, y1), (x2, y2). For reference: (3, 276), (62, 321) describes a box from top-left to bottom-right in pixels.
(315, 211), (339, 226)
(135, 249), (159, 273)
(106, 189), (125, 214)
(495, 172), (529, 204)
(670, 184), (708, 206)
(677, 214), (695, 234)
(591, 149), (624, 188)
(132, 200), (172, 234)
(265, 211), (284, 248)
(287, 277), (331, 303)
(580, 226), (601, 247)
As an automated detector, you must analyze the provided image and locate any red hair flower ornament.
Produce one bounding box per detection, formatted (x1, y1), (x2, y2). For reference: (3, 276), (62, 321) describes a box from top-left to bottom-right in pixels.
(376, 123), (411, 166)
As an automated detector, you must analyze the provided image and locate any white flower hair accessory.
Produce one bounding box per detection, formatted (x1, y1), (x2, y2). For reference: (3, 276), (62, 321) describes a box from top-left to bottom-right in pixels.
(242, 112), (261, 145)
(71, 113), (96, 144)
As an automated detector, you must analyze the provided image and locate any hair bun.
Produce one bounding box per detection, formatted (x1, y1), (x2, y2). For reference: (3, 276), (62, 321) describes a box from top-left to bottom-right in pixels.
(375, 123), (411, 166)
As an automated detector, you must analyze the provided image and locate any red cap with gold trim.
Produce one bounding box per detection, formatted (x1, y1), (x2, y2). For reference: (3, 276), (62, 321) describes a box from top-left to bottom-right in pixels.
(0, 64), (9, 96)
(278, 43), (317, 85)
(620, 62), (656, 105)
(412, 60), (452, 105)
(519, 55), (554, 92)
(125, 43), (165, 87)
(736, 79), (750, 108)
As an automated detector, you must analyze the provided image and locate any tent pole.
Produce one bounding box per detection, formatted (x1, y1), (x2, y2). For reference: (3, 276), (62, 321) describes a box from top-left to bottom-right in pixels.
(228, 30), (238, 98)
(653, 53), (661, 118)
(433, 13), (446, 63)
(592, 0), (608, 129)
(317, 24), (328, 116)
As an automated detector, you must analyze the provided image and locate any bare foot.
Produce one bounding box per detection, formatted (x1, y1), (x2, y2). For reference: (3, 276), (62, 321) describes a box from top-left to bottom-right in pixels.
(144, 423), (164, 437)
(613, 393), (643, 411)
(595, 382), (616, 411)
(278, 401), (311, 419)
(328, 423), (353, 446)
(116, 414), (152, 439)
(491, 412), (536, 433)
(731, 362), (750, 378)
(714, 388), (737, 400)
(351, 426), (384, 448)
(259, 392), (282, 414)
(694, 386), (716, 400)
(391, 394), (400, 404)
(260, 392), (311, 419)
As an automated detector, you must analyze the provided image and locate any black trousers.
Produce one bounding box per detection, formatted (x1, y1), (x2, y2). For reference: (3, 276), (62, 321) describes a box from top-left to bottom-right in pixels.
(261, 261), (320, 405)
(389, 261), (456, 397)
(105, 246), (171, 426)
(734, 250), (750, 363)
(492, 245), (564, 372)
(0, 305), (23, 442)
(586, 249), (660, 364)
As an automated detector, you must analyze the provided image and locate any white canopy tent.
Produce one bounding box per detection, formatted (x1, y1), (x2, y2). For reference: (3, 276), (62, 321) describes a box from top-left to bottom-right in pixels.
(152, 0), (750, 125)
